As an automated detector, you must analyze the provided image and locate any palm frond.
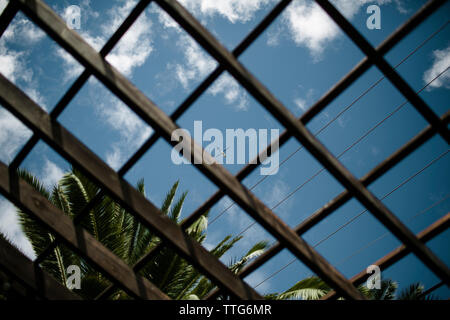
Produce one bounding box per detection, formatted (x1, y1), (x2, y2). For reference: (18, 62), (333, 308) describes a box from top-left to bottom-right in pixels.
(161, 181), (179, 216)
(357, 279), (398, 300)
(170, 191), (188, 223)
(397, 283), (424, 300)
(277, 276), (331, 300)
(230, 240), (269, 274)
(186, 214), (208, 242)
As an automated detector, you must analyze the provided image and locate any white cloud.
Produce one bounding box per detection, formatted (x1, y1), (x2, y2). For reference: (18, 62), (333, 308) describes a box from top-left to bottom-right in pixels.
(0, 30), (47, 163)
(423, 45), (450, 90)
(156, 7), (182, 31)
(154, 0), (274, 26)
(0, 41), (36, 88)
(0, 108), (32, 163)
(3, 16), (45, 44)
(0, 49), (46, 166)
(55, 48), (85, 82)
(167, 33), (249, 110)
(282, 0), (392, 59)
(0, 10), (46, 95)
(23, 87), (47, 110)
(100, 99), (153, 145)
(209, 73), (249, 111)
(0, 198), (36, 260)
(41, 159), (65, 189)
(106, 146), (124, 171)
(393, 0), (409, 14)
(0, 159), (63, 261)
(0, 17), (47, 108)
(293, 87), (315, 115)
(102, 0), (136, 34)
(105, 1), (153, 77)
(178, 0), (275, 24)
(294, 97), (308, 112)
(173, 35), (217, 89)
(0, 45), (22, 83)
(162, 0), (397, 108)
(266, 24), (283, 47)
(283, 1), (341, 57)
(99, 97), (153, 170)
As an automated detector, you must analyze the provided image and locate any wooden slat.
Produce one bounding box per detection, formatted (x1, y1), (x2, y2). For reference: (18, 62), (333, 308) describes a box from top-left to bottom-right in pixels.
(0, 236), (80, 300)
(0, 162), (169, 300)
(0, 270), (33, 299)
(0, 72), (261, 300)
(0, 1), (19, 37)
(11, 0), (364, 299)
(153, 0), (450, 286)
(322, 213), (450, 299)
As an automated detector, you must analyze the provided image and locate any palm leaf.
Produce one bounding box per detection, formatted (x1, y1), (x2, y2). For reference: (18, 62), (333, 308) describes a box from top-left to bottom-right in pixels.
(397, 283), (424, 300)
(229, 240), (269, 274)
(365, 279), (398, 300)
(277, 276), (331, 300)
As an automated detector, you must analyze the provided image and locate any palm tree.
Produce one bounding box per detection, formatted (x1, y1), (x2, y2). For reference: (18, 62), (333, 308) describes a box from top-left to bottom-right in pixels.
(275, 276), (438, 300)
(1, 168), (268, 300)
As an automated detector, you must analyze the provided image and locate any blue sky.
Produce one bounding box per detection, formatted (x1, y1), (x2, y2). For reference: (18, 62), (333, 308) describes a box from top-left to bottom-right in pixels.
(0, 0), (449, 298)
